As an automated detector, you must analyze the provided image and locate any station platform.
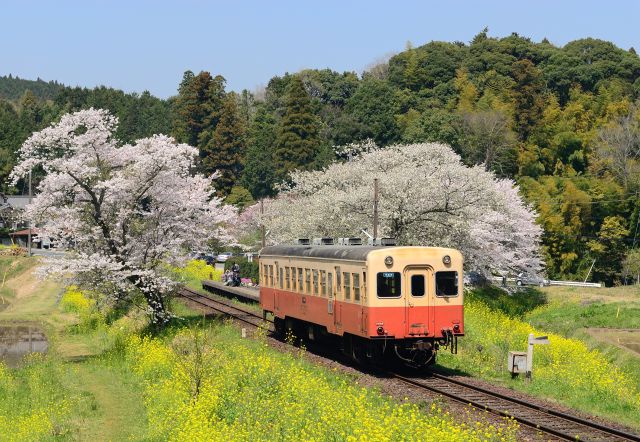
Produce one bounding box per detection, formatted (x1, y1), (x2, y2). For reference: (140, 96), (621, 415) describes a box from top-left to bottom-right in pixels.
(201, 280), (260, 302)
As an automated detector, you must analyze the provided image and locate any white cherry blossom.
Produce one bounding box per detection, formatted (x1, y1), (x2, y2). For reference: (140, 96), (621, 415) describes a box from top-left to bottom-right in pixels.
(257, 142), (542, 275)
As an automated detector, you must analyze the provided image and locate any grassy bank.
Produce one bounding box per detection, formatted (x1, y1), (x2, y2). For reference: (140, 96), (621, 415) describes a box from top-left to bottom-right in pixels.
(438, 285), (640, 429)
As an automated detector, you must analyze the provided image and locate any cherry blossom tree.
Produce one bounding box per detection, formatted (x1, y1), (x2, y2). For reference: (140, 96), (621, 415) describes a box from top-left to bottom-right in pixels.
(10, 109), (236, 326)
(257, 142), (542, 275)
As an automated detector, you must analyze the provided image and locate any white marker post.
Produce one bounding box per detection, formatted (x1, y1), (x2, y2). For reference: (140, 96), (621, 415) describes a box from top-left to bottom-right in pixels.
(526, 333), (550, 380)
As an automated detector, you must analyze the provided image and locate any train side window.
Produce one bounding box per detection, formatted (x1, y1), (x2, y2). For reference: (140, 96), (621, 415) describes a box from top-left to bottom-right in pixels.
(353, 273), (360, 301)
(328, 272), (333, 297)
(269, 265), (274, 287)
(320, 270), (326, 296)
(343, 272), (351, 300)
(363, 271), (366, 294)
(336, 267), (342, 293)
(285, 267), (290, 290)
(436, 271), (458, 297)
(312, 269), (319, 295)
(279, 267), (284, 289)
(264, 265), (268, 287)
(411, 275), (425, 297)
(377, 272), (401, 298)
(263, 264), (268, 286)
(305, 269), (311, 294)
(298, 268), (303, 293)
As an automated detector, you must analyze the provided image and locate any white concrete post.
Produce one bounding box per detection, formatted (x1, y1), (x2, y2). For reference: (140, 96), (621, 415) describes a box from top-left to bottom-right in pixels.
(526, 333), (534, 379)
(526, 333), (550, 380)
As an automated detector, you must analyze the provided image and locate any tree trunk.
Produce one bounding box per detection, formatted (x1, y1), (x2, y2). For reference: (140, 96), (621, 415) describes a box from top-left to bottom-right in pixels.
(128, 275), (170, 327)
(145, 290), (170, 327)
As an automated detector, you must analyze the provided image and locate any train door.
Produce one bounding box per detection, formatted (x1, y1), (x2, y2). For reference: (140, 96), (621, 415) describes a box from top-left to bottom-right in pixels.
(326, 271), (335, 333)
(334, 266), (342, 331)
(273, 262), (279, 313)
(403, 267), (432, 337)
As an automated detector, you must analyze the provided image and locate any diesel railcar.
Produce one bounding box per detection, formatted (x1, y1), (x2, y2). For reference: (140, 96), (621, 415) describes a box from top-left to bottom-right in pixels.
(259, 244), (464, 367)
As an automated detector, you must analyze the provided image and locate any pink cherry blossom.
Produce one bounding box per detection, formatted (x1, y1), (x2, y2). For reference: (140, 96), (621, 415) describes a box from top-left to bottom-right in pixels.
(11, 109), (237, 325)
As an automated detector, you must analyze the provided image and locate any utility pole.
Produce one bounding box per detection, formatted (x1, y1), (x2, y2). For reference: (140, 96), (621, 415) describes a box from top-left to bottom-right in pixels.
(373, 178), (379, 240)
(27, 170), (32, 257)
(584, 259), (596, 283)
(260, 199), (265, 249)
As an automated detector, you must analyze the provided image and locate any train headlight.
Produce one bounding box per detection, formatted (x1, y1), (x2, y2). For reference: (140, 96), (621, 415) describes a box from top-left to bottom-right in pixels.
(384, 256), (394, 266)
(442, 255), (451, 265)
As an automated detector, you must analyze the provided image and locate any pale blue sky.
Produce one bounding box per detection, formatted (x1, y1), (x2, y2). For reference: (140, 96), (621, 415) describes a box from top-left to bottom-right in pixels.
(2, 1), (638, 98)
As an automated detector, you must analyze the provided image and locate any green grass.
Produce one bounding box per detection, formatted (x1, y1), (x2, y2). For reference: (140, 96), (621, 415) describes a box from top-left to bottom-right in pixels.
(526, 300), (640, 333)
(0, 258), (149, 441)
(61, 356), (148, 441)
(465, 285), (547, 317)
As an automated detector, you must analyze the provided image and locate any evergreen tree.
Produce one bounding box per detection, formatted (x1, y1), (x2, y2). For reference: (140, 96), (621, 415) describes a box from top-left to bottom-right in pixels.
(18, 90), (44, 137)
(224, 185), (255, 209)
(172, 71), (226, 147)
(0, 100), (20, 191)
(274, 76), (321, 180)
(241, 105), (277, 199)
(201, 94), (244, 196)
(345, 77), (399, 146)
(511, 59), (546, 140)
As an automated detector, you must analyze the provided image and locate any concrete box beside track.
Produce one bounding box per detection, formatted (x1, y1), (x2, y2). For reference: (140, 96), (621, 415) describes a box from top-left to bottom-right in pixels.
(508, 351), (527, 374)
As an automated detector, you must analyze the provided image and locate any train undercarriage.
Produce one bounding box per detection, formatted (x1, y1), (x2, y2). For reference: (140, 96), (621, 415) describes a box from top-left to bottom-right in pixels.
(272, 315), (450, 369)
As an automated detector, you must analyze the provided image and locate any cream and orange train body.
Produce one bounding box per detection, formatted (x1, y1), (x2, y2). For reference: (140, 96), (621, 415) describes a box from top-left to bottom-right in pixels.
(259, 244), (464, 366)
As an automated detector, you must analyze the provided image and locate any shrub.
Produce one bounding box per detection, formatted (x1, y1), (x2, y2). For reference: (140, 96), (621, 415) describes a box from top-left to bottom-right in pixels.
(60, 286), (105, 332)
(175, 260), (222, 283)
(465, 285), (547, 317)
(224, 257), (259, 283)
(60, 285), (94, 314)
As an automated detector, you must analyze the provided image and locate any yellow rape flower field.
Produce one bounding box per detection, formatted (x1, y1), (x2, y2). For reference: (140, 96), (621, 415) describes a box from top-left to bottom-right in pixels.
(0, 266), (518, 441)
(439, 295), (640, 429)
(122, 326), (518, 441)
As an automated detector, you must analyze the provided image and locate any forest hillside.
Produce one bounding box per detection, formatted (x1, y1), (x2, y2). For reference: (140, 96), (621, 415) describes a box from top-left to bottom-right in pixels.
(2, 30), (640, 284)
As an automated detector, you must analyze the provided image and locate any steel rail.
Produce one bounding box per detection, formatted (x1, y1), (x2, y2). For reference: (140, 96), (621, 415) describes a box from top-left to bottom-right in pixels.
(177, 285), (639, 442)
(427, 372), (640, 441)
(392, 373), (639, 441)
(178, 287), (272, 330)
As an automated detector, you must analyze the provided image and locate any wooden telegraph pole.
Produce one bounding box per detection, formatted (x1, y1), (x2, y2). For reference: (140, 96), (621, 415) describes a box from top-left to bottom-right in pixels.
(373, 178), (379, 240)
(260, 199), (266, 249)
(27, 170), (32, 257)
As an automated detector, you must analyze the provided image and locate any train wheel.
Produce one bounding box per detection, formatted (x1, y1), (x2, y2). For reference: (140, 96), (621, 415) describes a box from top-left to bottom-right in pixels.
(273, 317), (285, 339)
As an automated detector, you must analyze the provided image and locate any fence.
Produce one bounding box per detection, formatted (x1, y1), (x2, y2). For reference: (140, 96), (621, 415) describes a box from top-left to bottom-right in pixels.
(548, 280), (603, 288)
(489, 276), (603, 288)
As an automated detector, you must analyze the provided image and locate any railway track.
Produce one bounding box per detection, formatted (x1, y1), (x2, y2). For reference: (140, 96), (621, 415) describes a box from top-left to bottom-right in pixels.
(179, 286), (272, 330)
(177, 286), (640, 442)
(392, 373), (639, 441)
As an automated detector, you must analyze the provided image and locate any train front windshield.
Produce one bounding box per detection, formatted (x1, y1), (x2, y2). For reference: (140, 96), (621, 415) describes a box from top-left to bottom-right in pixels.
(377, 272), (401, 297)
(435, 271), (459, 296)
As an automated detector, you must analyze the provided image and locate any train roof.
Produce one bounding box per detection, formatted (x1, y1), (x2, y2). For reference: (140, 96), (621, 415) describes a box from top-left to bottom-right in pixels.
(260, 244), (460, 262)
(260, 245), (384, 262)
